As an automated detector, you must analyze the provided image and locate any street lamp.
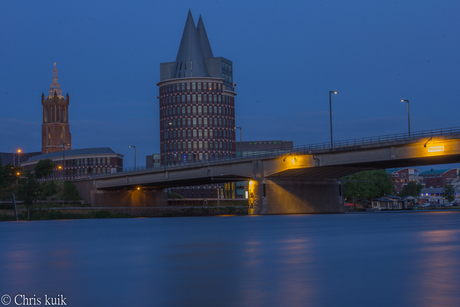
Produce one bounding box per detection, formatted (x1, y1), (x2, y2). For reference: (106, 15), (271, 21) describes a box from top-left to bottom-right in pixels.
(401, 99), (410, 137)
(234, 127), (242, 158)
(329, 91), (338, 148)
(129, 145), (136, 170)
(61, 143), (69, 207)
(16, 149), (22, 166)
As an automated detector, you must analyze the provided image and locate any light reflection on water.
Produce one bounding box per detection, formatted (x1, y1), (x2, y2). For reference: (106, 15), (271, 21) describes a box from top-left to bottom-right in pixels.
(417, 230), (460, 307)
(0, 212), (460, 306)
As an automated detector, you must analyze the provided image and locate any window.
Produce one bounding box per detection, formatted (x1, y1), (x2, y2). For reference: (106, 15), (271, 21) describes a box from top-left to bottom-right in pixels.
(198, 83), (202, 91)
(192, 82), (196, 90)
(192, 106), (196, 115)
(199, 129), (202, 138)
(198, 118), (202, 126)
(192, 95), (196, 103)
(204, 118), (208, 127)
(193, 129), (197, 138)
(193, 118), (197, 127)
(198, 94), (202, 103)
(187, 118), (191, 127)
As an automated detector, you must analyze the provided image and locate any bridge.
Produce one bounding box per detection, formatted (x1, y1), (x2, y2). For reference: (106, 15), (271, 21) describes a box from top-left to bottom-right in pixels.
(73, 127), (460, 214)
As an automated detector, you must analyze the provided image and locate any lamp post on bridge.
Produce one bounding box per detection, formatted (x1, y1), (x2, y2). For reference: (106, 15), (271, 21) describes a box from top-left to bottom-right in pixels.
(234, 127), (242, 158)
(329, 91), (338, 148)
(401, 99), (410, 137)
(129, 145), (136, 170)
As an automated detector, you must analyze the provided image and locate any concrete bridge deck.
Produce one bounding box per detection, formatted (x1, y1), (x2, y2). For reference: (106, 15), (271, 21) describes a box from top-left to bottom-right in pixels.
(73, 127), (460, 214)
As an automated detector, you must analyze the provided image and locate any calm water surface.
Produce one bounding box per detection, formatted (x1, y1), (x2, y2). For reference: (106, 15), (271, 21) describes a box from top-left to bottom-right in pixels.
(1, 211), (460, 307)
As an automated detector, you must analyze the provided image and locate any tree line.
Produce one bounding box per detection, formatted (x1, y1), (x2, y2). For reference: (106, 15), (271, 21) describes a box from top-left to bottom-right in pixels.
(341, 170), (456, 204)
(0, 158), (81, 219)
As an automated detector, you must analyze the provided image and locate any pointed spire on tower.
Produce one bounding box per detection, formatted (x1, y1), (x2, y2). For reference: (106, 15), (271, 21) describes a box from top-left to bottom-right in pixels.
(197, 15), (214, 59)
(173, 10), (209, 78)
(48, 62), (62, 98)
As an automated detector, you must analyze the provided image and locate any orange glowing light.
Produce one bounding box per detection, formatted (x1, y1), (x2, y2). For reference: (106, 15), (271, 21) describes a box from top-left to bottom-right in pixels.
(137, 187), (140, 190)
(17, 149), (22, 153)
(16, 172), (20, 176)
(58, 165), (62, 170)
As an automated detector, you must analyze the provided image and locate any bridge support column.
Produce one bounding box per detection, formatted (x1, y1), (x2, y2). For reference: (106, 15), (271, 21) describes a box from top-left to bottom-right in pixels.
(248, 178), (344, 215)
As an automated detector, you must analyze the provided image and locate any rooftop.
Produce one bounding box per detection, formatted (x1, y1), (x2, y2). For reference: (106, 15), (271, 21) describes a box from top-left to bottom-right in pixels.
(25, 147), (119, 162)
(419, 169), (456, 176)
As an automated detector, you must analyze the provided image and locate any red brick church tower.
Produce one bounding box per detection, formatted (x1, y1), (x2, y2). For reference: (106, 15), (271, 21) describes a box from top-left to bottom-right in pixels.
(41, 63), (71, 154)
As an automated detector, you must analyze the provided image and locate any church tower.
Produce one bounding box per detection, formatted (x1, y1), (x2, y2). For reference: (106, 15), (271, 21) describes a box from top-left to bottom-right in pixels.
(41, 63), (71, 154)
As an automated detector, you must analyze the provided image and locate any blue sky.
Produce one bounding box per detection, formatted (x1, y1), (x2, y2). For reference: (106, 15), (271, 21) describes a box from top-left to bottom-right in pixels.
(1, 0), (459, 168)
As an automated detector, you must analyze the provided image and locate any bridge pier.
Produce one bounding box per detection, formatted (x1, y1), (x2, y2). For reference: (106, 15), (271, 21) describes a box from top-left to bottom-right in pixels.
(75, 181), (166, 207)
(248, 178), (344, 214)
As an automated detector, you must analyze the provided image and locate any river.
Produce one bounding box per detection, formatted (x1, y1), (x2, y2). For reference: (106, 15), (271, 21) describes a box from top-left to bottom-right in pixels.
(1, 211), (460, 307)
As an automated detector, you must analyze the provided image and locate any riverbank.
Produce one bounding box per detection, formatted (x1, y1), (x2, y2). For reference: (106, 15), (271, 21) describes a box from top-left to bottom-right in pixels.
(0, 205), (249, 221)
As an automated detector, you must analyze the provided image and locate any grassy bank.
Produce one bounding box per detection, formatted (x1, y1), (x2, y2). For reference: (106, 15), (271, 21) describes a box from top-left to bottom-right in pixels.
(0, 209), (132, 221)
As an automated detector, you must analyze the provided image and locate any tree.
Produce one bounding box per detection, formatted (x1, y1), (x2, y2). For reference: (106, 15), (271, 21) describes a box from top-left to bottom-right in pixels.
(342, 170), (394, 204)
(18, 169), (40, 219)
(63, 180), (81, 201)
(443, 184), (456, 203)
(34, 159), (55, 179)
(400, 181), (423, 198)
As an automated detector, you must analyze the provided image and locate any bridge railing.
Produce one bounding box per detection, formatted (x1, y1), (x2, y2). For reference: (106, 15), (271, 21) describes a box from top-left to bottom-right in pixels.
(112, 126), (460, 175)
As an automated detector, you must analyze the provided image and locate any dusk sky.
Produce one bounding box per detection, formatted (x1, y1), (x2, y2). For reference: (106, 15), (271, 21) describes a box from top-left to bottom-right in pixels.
(1, 1), (459, 168)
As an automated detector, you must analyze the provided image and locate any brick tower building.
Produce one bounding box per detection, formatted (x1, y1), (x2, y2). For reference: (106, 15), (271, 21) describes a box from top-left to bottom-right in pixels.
(157, 11), (236, 165)
(41, 63), (71, 154)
